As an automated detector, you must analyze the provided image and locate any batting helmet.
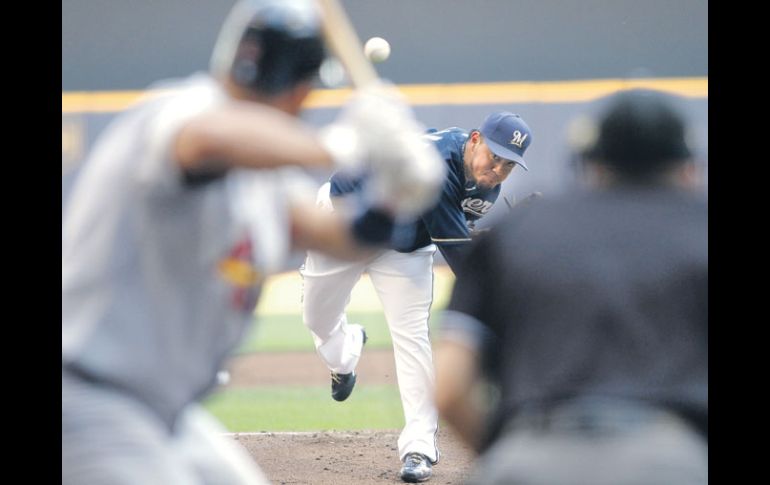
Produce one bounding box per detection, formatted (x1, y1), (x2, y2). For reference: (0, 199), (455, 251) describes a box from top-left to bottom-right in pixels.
(210, 0), (326, 96)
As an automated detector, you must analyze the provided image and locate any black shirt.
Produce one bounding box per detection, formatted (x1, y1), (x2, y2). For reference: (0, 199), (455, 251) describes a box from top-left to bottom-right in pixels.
(445, 185), (708, 447)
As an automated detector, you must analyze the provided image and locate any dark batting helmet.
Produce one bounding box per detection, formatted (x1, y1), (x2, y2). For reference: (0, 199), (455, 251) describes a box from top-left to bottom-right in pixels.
(210, 0), (326, 96)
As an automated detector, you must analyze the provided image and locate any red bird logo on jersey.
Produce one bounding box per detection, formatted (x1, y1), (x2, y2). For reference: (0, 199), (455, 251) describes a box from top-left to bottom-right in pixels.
(218, 234), (263, 313)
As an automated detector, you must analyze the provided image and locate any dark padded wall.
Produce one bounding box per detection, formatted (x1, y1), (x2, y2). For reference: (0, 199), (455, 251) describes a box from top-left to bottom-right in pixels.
(62, 0), (707, 90)
(62, 0), (708, 250)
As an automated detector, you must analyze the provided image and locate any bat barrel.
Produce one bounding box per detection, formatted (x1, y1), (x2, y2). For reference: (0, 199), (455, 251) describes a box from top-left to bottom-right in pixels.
(317, 0), (379, 88)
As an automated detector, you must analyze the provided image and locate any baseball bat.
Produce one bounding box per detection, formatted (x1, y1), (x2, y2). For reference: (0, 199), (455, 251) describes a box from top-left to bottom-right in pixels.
(315, 0), (379, 88)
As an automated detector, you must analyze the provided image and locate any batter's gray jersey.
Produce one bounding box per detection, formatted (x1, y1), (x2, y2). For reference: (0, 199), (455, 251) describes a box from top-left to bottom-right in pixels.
(62, 73), (314, 427)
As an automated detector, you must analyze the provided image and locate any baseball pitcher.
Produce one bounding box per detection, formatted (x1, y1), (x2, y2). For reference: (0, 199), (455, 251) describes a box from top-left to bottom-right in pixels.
(301, 111), (533, 482)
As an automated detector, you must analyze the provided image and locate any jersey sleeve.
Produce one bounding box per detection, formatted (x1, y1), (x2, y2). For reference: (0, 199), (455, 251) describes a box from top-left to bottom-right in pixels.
(139, 81), (225, 193)
(225, 166), (318, 275)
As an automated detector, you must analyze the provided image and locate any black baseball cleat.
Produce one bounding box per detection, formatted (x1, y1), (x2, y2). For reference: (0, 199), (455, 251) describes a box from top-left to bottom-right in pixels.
(331, 371), (356, 401)
(331, 328), (367, 402)
(400, 452), (433, 483)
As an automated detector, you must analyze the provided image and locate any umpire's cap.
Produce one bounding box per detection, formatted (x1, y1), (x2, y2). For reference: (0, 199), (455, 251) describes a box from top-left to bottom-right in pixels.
(577, 89), (693, 176)
(210, 0), (326, 95)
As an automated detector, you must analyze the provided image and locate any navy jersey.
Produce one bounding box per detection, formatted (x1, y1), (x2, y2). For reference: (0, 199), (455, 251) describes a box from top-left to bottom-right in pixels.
(330, 127), (501, 274)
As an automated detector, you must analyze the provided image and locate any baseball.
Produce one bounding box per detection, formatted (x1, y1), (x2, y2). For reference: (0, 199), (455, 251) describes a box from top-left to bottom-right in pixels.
(216, 370), (230, 386)
(364, 36), (391, 63)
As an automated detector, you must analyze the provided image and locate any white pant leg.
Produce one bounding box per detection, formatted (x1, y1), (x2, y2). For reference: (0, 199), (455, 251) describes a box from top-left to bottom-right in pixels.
(63, 369), (268, 485)
(62, 369), (200, 485)
(367, 247), (440, 464)
(301, 181), (370, 374)
(301, 249), (370, 374)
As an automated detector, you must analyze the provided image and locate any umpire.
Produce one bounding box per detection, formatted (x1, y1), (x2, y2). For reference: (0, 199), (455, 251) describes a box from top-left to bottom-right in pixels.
(434, 88), (707, 484)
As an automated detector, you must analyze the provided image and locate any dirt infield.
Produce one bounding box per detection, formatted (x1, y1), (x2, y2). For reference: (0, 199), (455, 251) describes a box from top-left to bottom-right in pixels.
(223, 351), (477, 484)
(234, 429), (475, 484)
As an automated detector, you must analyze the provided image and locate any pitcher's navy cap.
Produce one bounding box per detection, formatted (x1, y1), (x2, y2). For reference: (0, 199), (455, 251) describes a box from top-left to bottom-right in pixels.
(480, 112), (533, 170)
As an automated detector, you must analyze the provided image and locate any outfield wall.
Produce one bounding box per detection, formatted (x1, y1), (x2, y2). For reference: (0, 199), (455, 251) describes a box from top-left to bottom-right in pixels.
(63, 0), (708, 239)
(63, 0), (707, 90)
(62, 76), (708, 221)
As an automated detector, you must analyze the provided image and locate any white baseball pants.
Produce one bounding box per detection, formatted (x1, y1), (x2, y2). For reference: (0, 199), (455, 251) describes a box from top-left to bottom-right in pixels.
(300, 184), (440, 464)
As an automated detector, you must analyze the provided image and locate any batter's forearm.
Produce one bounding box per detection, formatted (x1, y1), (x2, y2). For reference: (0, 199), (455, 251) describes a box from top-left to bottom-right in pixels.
(290, 202), (384, 261)
(175, 103), (334, 174)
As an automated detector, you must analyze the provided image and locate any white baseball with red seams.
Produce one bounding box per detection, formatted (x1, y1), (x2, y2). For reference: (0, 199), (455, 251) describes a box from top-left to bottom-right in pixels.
(364, 36), (391, 63)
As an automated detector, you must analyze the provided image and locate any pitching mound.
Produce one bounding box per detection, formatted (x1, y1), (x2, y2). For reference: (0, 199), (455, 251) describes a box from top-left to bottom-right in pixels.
(233, 428), (475, 484)
(224, 350), (476, 484)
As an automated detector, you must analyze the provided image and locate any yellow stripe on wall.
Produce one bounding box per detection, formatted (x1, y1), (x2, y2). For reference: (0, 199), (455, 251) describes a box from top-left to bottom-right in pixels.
(62, 77), (707, 114)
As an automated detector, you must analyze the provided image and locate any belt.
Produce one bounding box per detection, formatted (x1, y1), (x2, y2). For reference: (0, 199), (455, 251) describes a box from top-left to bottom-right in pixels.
(508, 397), (672, 434)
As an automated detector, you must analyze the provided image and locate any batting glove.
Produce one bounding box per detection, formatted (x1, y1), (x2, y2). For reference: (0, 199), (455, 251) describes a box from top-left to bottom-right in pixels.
(319, 81), (445, 218)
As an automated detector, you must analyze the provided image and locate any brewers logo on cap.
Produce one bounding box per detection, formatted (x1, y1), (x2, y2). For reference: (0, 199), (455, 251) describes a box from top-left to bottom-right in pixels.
(480, 112), (533, 170)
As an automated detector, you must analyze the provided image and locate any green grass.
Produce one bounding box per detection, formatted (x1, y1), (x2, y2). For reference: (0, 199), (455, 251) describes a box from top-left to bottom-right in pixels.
(204, 386), (405, 431)
(207, 268), (455, 432)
